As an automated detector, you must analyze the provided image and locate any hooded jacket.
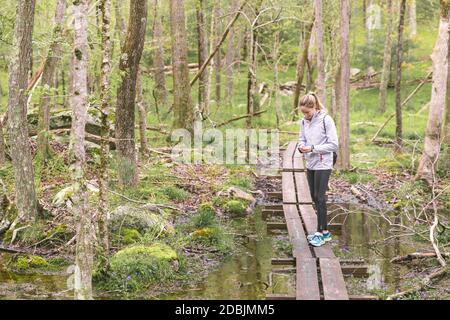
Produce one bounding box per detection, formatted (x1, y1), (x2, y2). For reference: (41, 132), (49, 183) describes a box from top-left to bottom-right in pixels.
(298, 110), (339, 170)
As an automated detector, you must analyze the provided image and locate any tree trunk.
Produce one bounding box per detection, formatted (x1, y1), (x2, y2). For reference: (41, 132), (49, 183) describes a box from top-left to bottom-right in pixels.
(196, 0), (210, 116)
(273, 30), (282, 129)
(152, 0), (167, 108)
(315, 0), (326, 103)
(7, 0), (39, 221)
(98, 0), (112, 255)
(170, 0), (194, 131)
(415, 1), (450, 185)
(37, 0), (67, 162)
(395, 0), (407, 152)
(409, 0), (417, 38)
(337, 0), (351, 170)
(113, 0), (126, 54)
(115, 0), (148, 187)
(379, 0), (394, 113)
(293, 20), (315, 121)
(137, 69), (149, 155)
(213, 3), (222, 103)
(70, 0), (93, 300)
(0, 116), (5, 166)
(224, 1), (239, 105)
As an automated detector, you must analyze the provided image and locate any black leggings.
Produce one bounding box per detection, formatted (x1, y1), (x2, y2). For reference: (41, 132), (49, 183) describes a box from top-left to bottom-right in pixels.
(306, 169), (331, 233)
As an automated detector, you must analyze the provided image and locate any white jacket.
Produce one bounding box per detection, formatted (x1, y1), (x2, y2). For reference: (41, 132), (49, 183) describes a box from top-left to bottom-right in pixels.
(298, 111), (339, 170)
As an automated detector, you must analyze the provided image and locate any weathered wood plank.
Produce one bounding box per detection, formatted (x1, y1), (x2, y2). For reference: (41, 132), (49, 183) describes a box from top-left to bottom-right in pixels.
(282, 172), (297, 204)
(294, 172), (313, 204)
(266, 294), (378, 301)
(282, 142), (297, 170)
(319, 258), (349, 300)
(296, 257), (321, 300)
(286, 218), (312, 258)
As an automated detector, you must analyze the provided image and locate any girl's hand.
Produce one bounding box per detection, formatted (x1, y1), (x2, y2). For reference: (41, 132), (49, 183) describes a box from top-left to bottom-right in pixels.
(300, 146), (312, 153)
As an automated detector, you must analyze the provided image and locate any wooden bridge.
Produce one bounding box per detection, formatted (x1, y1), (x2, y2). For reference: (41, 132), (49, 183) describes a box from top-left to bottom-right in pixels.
(264, 141), (373, 300)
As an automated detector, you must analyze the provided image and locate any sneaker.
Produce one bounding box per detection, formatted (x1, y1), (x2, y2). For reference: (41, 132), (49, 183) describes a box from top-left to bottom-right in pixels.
(308, 233), (325, 247)
(322, 232), (332, 242)
(307, 232), (321, 241)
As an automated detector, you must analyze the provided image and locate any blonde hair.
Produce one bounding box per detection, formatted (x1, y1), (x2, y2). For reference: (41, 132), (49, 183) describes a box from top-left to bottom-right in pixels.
(299, 92), (326, 112)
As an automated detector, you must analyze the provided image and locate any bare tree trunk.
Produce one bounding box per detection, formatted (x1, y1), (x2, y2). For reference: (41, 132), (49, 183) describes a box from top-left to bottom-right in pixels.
(196, 0), (210, 116)
(416, 1), (450, 185)
(113, 0), (126, 53)
(337, 0), (351, 170)
(37, 0), (67, 162)
(224, 1), (239, 105)
(379, 0), (394, 114)
(213, 3), (222, 103)
(70, 0), (93, 300)
(246, 2), (262, 128)
(315, 0), (326, 103)
(137, 70), (149, 155)
(409, 0), (417, 38)
(98, 0), (112, 255)
(293, 20), (315, 121)
(7, 0), (39, 221)
(395, 0), (407, 152)
(115, 0), (148, 187)
(273, 29), (282, 128)
(152, 0), (167, 108)
(0, 116), (5, 166)
(170, 0), (194, 131)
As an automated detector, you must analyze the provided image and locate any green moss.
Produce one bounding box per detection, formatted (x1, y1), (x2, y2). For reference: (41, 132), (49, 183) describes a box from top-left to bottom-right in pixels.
(121, 228), (142, 245)
(103, 243), (179, 292)
(9, 255), (49, 271)
(223, 199), (247, 215)
(30, 255), (49, 268)
(189, 225), (233, 253)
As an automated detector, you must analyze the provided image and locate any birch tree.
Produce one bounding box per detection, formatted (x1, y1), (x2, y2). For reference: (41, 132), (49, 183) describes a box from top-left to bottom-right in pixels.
(337, 0), (351, 170)
(70, 0), (93, 300)
(416, 0), (450, 185)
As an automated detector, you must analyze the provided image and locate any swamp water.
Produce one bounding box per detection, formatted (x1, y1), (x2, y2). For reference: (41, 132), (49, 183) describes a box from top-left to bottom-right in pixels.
(0, 204), (417, 300)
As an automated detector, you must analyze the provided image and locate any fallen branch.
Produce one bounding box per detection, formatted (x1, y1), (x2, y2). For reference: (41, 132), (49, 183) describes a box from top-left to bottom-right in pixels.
(387, 267), (448, 300)
(371, 71), (432, 142)
(215, 110), (267, 128)
(390, 252), (450, 264)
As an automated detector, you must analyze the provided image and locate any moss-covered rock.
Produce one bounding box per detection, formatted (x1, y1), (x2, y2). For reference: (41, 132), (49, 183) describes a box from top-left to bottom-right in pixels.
(121, 228), (142, 245)
(106, 243), (179, 292)
(9, 255), (49, 271)
(109, 205), (174, 238)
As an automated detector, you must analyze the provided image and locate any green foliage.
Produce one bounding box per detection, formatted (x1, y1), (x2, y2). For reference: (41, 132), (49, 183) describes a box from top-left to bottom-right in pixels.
(162, 186), (190, 201)
(189, 225), (233, 253)
(192, 203), (217, 228)
(102, 244), (179, 292)
(223, 199), (247, 215)
(338, 171), (376, 185)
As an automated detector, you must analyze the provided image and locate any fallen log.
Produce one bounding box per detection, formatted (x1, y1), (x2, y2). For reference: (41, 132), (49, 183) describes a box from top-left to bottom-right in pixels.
(390, 252), (450, 264)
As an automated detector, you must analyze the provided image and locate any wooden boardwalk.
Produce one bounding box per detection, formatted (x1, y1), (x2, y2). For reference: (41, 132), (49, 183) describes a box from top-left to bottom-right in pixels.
(269, 141), (349, 300)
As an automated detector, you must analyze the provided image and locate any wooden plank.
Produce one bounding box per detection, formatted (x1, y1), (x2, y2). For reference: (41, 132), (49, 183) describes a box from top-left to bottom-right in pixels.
(267, 294), (378, 301)
(282, 172), (297, 204)
(294, 172), (313, 204)
(282, 142), (297, 170)
(319, 258), (349, 300)
(286, 218), (312, 259)
(272, 265), (369, 278)
(266, 294), (296, 300)
(263, 204), (283, 210)
(282, 168), (306, 173)
(283, 204), (299, 220)
(267, 191), (282, 200)
(271, 258), (296, 266)
(296, 257), (320, 300)
(267, 222), (287, 230)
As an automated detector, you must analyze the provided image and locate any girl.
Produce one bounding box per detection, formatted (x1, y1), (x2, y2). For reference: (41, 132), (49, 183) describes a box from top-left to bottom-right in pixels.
(298, 93), (338, 247)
